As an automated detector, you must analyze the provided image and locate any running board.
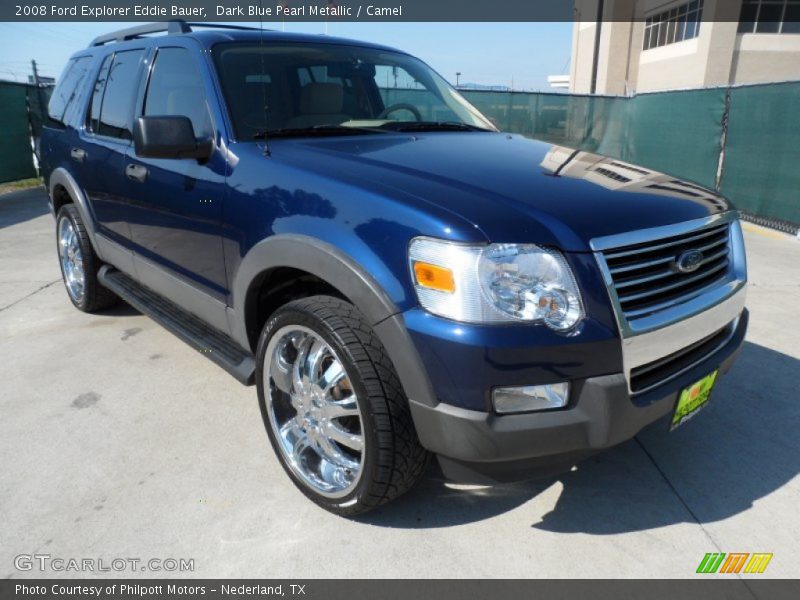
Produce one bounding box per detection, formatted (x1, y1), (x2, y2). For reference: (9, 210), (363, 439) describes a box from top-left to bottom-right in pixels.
(98, 266), (255, 385)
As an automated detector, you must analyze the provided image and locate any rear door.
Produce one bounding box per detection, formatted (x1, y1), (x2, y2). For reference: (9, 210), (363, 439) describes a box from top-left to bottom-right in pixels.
(124, 42), (228, 304)
(42, 55), (93, 184)
(76, 48), (146, 246)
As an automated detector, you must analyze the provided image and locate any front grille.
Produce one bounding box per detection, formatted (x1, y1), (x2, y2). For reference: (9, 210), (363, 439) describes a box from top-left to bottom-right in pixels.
(601, 222), (732, 321)
(630, 322), (734, 394)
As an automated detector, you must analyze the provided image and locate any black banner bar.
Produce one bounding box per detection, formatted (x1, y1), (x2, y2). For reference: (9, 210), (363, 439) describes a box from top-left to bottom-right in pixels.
(2, 1), (575, 22)
(3, 580), (800, 600)
(3, 0), (792, 22)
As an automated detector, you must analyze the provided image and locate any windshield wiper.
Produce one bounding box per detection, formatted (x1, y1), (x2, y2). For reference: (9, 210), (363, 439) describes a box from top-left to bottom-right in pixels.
(253, 124), (386, 139)
(377, 121), (492, 133)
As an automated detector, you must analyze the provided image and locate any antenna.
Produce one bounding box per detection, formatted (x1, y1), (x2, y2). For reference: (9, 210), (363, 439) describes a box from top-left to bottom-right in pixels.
(258, 0), (271, 156)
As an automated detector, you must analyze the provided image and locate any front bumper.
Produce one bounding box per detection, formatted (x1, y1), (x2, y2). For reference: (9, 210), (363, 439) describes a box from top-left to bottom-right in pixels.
(409, 308), (748, 483)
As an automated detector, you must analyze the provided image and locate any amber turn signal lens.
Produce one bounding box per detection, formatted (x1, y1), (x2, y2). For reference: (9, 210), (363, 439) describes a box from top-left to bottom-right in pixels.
(413, 261), (456, 293)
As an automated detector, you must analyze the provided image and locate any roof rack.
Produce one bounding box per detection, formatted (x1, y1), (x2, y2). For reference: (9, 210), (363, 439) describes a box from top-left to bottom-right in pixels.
(89, 20), (263, 47)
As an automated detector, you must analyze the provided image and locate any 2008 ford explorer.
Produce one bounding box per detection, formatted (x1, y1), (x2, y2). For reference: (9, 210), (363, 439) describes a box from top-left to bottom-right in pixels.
(41, 21), (748, 515)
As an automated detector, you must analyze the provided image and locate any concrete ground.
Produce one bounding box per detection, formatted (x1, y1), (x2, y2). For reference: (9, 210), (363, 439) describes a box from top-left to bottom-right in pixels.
(1, 187), (798, 579)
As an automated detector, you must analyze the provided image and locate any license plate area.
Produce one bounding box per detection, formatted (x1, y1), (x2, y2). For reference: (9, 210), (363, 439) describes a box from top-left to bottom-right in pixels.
(670, 370), (718, 431)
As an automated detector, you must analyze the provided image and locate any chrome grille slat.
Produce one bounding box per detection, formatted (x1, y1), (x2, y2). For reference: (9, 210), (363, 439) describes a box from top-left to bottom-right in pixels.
(695, 235), (729, 254)
(600, 221), (734, 322)
(622, 274), (731, 319)
(613, 247), (730, 290)
(609, 255), (674, 275)
(609, 236), (727, 276)
(617, 260), (729, 304)
(603, 224), (727, 260)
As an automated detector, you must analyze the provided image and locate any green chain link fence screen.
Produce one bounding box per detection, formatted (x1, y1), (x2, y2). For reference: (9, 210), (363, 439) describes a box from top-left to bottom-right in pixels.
(720, 82), (800, 227)
(457, 84), (799, 229)
(0, 82), (38, 183)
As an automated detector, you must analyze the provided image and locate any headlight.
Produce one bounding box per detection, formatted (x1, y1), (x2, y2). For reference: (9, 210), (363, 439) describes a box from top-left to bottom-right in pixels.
(409, 237), (584, 330)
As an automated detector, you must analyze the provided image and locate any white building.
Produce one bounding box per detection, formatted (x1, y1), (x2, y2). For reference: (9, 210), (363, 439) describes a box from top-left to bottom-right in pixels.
(570, 0), (800, 94)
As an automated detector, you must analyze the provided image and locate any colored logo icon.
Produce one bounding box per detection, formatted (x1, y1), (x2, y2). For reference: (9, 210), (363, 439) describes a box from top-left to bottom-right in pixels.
(696, 553), (773, 574)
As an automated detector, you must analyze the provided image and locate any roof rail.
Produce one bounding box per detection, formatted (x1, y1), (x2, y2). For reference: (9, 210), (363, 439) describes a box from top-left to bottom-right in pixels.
(89, 21), (190, 46)
(88, 20), (264, 47)
(184, 22), (264, 33)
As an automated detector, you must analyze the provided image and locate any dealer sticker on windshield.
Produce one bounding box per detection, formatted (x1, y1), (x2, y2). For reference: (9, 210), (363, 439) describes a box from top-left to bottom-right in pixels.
(671, 370), (718, 431)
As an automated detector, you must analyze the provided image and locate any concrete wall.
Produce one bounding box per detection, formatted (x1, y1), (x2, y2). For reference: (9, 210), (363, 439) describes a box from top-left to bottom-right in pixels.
(569, 0), (800, 95)
(571, 0), (639, 95)
(570, 20), (598, 93)
(632, 0), (741, 92)
(733, 33), (800, 84)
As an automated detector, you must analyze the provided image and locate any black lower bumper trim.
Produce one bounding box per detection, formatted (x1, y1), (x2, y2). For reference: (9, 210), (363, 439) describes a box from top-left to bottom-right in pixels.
(410, 309), (748, 483)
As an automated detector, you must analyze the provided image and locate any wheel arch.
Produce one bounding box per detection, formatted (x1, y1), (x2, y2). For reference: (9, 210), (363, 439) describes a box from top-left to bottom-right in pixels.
(48, 167), (101, 256)
(231, 234), (438, 408)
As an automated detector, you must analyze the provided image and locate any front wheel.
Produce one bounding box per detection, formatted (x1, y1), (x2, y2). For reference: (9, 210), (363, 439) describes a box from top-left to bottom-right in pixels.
(56, 204), (118, 312)
(255, 296), (428, 516)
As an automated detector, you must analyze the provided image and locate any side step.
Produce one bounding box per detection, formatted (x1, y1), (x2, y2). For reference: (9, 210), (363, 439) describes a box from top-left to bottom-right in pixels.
(98, 266), (256, 385)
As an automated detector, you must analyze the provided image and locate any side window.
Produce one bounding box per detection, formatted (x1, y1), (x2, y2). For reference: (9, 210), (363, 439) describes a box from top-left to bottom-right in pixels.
(144, 47), (212, 139)
(87, 53), (112, 134)
(48, 56), (92, 128)
(97, 49), (145, 140)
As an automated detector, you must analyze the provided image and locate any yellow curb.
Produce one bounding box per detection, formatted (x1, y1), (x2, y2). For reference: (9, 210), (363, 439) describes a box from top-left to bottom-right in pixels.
(742, 222), (795, 241)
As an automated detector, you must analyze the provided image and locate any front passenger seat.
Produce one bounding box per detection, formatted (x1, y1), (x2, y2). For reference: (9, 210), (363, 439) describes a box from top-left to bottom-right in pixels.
(285, 82), (350, 128)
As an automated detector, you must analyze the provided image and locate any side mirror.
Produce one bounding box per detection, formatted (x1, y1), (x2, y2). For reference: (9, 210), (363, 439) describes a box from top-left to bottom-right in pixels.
(133, 116), (212, 161)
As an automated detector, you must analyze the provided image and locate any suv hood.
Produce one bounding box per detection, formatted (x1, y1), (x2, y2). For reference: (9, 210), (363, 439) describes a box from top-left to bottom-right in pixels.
(273, 132), (731, 251)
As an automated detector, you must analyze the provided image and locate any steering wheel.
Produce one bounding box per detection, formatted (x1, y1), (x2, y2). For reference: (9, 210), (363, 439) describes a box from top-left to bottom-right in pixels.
(378, 103), (422, 121)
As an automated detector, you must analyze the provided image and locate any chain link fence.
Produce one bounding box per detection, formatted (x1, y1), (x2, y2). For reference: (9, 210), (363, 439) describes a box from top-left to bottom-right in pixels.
(0, 80), (52, 184)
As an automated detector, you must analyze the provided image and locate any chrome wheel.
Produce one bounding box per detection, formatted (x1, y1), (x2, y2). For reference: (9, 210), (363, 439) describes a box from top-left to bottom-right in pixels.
(264, 325), (365, 498)
(58, 216), (85, 303)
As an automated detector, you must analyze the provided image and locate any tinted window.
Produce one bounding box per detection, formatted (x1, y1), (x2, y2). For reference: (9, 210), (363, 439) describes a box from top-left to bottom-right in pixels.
(48, 56), (92, 127)
(144, 47), (212, 138)
(213, 43), (495, 139)
(97, 49), (144, 139)
(785, 3), (800, 33)
(87, 53), (112, 134)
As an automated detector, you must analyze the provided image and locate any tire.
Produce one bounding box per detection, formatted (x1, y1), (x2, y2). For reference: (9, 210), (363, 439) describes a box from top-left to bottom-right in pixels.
(256, 295), (429, 516)
(56, 204), (118, 312)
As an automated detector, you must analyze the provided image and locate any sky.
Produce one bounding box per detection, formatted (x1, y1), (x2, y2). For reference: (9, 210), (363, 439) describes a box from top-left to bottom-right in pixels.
(0, 21), (572, 91)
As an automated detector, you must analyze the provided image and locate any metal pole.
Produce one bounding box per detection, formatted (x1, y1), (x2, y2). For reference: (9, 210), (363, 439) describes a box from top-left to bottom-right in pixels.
(590, 0), (604, 95)
(30, 59), (47, 164)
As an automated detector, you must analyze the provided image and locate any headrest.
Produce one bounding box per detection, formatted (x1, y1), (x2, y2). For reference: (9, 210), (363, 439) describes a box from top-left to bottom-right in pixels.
(299, 82), (344, 115)
(166, 89), (197, 115)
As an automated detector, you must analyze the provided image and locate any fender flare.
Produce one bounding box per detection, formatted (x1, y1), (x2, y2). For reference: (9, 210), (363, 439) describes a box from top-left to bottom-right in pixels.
(230, 234), (438, 407)
(48, 167), (103, 258)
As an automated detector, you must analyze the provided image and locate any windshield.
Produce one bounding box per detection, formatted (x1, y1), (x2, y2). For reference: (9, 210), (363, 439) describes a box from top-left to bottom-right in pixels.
(211, 42), (497, 139)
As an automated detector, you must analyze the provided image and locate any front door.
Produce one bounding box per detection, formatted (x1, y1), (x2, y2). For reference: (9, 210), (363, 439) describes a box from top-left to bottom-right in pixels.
(124, 45), (229, 304)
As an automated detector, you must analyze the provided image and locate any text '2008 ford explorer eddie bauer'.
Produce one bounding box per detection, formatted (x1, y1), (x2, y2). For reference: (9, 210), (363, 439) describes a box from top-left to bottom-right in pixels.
(41, 21), (747, 516)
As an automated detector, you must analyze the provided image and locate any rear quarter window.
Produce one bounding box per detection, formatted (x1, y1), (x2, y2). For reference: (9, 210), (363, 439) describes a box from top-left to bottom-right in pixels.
(87, 53), (112, 134)
(48, 56), (92, 128)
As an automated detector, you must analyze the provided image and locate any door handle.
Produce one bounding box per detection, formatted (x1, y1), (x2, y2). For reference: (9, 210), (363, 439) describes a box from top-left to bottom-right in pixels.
(125, 163), (148, 183)
(70, 148), (86, 163)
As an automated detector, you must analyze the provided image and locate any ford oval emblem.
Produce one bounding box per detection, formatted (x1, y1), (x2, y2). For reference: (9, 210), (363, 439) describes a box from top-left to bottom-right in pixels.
(674, 249), (704, 273)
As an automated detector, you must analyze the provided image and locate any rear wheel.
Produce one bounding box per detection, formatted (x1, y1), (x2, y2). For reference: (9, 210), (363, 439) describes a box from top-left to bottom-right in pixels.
(256, 295), (428, 516)
(56, 204), (117, 312)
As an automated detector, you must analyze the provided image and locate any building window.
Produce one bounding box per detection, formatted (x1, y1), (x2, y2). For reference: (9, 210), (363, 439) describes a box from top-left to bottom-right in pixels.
(643, 0), (704, 50)
(738, 0), (800, 34)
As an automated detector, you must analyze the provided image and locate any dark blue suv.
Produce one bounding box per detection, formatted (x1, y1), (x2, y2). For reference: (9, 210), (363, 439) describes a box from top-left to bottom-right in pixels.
(41, 21), (748, 515)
